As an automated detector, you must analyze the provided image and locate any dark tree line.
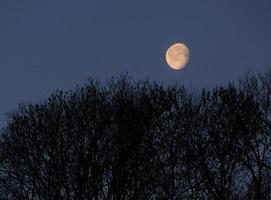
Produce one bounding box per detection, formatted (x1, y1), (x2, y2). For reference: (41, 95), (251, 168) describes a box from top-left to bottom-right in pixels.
(1, 71), (271, 199)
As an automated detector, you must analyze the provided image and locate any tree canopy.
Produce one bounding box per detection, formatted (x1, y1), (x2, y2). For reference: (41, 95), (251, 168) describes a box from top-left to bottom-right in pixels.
(1, 71), (271, 199)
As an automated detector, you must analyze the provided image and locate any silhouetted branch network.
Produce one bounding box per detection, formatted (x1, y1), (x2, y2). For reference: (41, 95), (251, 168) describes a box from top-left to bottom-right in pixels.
(1, 71), (271, 199)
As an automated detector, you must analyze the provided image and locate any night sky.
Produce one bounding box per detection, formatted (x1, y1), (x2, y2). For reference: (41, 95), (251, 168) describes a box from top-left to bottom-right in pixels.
(1, 0), (271, 126)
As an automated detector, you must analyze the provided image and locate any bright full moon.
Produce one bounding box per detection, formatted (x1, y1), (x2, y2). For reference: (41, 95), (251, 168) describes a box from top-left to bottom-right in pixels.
(166, 43), (189, 70)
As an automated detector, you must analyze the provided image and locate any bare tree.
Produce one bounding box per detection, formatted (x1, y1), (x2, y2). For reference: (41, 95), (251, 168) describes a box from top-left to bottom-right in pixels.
(1, 71), (271, 199)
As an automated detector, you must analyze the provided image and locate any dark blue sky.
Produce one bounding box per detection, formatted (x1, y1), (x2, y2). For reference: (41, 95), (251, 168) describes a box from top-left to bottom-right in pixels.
(0, 0), (271, 126)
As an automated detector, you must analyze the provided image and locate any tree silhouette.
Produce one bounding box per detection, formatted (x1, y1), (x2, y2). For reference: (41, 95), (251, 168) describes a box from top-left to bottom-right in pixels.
(1, 71), (271, 199)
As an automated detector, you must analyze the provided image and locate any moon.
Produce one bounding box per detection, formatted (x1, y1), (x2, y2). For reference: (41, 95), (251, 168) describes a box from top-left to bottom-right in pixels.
(166, 43), (189, 70)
